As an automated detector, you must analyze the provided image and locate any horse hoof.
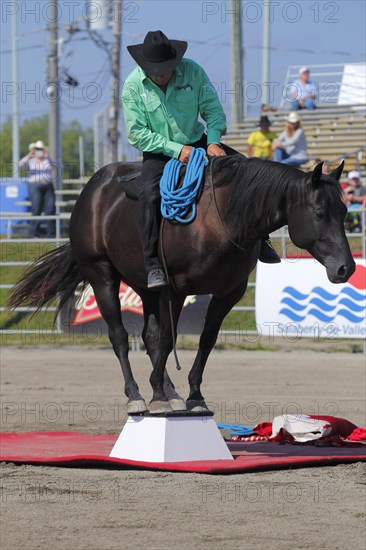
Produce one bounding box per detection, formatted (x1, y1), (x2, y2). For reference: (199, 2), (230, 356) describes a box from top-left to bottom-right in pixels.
(186, 399), (209, 413)
(148, 400), (173, 415)
(169, 398), (186, 411)
(127, 399), (148, 415)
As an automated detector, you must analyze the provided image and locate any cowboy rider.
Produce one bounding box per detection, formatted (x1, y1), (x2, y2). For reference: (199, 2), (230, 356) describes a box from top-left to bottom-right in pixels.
(122, 31), (280, 289)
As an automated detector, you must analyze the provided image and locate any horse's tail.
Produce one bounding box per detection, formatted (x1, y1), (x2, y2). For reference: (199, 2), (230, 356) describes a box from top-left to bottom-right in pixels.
(7, 243), (87, 320)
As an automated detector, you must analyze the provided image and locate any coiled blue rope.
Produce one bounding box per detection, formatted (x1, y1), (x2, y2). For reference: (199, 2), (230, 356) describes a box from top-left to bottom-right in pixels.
(160, 147), (209, 224)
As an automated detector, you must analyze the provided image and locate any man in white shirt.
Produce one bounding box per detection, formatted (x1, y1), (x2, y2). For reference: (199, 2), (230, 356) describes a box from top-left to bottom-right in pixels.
(19, 140), (57, 238)
(289, 67), (317, 110)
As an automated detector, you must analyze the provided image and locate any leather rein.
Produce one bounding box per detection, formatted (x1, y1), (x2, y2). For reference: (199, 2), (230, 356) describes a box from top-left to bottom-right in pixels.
(208, 158), (247, 254)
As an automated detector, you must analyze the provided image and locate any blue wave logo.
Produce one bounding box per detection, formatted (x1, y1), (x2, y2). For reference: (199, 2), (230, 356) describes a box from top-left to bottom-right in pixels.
(280, 286), (366, 324)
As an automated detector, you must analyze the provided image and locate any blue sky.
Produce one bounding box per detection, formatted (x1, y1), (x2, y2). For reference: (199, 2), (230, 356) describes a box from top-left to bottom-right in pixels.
(1, 0), (365, 131)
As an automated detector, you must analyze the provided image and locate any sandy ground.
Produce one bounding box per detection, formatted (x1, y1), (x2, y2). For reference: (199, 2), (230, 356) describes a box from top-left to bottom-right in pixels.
(1, 346), (365, 550)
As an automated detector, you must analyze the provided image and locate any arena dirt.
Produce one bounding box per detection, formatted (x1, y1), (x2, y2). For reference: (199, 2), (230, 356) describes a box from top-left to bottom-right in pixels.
(1, 347), (365, 550)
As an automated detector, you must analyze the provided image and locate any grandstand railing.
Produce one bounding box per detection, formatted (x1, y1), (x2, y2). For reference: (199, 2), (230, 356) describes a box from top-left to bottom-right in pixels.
(279, 63), (366, 107)
(326, 147), (365, 172)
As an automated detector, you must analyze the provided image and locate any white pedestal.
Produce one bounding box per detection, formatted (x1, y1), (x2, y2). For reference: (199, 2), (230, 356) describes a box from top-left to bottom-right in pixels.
(109, 415), (233, 463)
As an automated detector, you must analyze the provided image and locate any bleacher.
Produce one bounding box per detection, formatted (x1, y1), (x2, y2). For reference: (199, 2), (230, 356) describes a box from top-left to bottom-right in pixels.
(222, 103), (366, 175)
(8, 104), (366, 224)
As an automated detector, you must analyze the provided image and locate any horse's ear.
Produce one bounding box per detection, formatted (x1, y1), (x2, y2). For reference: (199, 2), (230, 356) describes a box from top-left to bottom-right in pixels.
(311, 162), (324, 187)
(329, 160), (345, 181)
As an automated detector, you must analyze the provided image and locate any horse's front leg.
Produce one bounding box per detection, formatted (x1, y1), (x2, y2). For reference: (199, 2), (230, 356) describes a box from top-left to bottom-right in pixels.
(187, 281), (248, 411)
(148, 289), (185, 414)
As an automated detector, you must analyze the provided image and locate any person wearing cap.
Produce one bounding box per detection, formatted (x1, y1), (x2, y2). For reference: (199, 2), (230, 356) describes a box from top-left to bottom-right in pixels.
(272, 112), (308, 168)
(343, 171), (366, 205)
(123, 31), (280, 288)
(19, 140), (57, 238)
(343, 171), (366, 232)
(247, 116), (277, 159)
(289, 67), (317, 111)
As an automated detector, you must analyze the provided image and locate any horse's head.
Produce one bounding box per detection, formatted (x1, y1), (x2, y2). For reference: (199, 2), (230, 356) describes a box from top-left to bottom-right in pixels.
(287, 161), (356, 283)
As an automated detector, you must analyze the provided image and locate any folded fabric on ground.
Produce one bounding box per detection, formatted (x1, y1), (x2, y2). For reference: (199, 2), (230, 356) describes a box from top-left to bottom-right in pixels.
(347, 427), (366, 442)
(0, 431), (365, 474)
(216, 423), (254, 436)
(230, 416), (364, 446)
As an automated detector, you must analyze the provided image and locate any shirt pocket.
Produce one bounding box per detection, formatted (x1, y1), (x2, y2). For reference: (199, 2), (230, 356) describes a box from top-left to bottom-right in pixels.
(175, 87), (196, 104)
(145, 97), (161, 112)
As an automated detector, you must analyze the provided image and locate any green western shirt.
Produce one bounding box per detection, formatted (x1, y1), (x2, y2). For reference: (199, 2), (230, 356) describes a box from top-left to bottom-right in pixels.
(122, 58), (227, 159)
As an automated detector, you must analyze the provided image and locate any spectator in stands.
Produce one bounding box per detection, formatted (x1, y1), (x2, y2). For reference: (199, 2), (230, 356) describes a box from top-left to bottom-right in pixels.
(343, 170), (366, 205)
(272, 112), (308, 168)
(261, 104), (277, 113)
(19, 140), (56, 238)
(289, 67), (317, 111)
(247, 116), (277, 160)
(343, 170), (366, 233)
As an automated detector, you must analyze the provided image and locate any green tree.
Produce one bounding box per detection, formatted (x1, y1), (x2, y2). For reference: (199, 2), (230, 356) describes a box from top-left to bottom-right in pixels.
(61, 120), (94, 180)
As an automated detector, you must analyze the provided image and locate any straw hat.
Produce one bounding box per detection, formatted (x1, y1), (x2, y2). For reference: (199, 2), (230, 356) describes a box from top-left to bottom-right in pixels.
(287, 112), (301, 124)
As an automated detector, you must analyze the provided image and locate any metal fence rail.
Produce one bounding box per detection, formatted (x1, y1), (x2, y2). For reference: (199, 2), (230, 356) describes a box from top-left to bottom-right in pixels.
(1, 210), (365, 341)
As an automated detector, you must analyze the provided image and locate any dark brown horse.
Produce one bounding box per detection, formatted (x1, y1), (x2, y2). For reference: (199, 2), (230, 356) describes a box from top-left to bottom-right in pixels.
(8, 157), (355, 414)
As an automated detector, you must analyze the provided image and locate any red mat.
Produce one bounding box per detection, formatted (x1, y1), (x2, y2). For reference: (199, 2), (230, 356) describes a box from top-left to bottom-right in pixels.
(1, 432), (365, 474)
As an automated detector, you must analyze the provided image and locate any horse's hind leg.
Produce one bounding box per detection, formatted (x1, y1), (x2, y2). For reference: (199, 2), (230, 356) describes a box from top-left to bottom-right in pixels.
(187, 281), (248, 411)
(81, 260), (147, 414)
(140, 291), (186, 411)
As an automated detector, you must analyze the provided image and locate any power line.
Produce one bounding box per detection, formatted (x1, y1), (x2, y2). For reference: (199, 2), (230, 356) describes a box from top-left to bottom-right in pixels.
(1, 44), (44, 55)
(2, 40), (365, 58)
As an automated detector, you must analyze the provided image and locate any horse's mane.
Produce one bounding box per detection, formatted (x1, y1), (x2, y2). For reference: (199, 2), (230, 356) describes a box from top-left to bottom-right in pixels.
(212, 155), (344, 241)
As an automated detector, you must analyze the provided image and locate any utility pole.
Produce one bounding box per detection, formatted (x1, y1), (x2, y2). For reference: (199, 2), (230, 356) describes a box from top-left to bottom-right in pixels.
(108, 0), (122, 163)
(230, 0), (244, 125)
(12, 0), (20, 167)
(48, 0), (62, 190)
(262, 0), (271, 105)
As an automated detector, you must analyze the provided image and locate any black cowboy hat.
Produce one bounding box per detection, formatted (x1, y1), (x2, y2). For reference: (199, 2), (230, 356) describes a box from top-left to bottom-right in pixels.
(127, 30), (188, 76)
(259, 115), (271, 126)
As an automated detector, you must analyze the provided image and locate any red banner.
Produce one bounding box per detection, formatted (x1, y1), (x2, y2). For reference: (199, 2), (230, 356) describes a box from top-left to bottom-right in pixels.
(73, 283), (199, 326)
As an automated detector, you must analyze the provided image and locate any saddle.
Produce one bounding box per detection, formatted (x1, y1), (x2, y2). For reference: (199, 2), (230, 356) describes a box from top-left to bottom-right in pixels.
(117, 164), (142, 200)
(117, 162), (192, 201)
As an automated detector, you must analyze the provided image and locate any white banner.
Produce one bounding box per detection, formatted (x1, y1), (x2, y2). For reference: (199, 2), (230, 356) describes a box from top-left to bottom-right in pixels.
(256, 259), (366, 340)
(338, 63), (366, 105)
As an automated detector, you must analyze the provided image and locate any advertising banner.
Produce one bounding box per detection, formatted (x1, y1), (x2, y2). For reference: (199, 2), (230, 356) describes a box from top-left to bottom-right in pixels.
(256, 259), (365, 340)
(338, 63), (366, 105)
(61, 282), (211, 336)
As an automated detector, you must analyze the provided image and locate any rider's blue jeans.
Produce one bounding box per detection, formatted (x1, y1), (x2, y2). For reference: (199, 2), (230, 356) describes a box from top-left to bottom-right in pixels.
(273, 148), (303, 168)
(290, 98), (316, 111)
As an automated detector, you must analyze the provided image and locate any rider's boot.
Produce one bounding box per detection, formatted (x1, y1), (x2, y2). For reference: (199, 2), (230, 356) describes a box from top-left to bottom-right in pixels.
(147, 267), (168, 289)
